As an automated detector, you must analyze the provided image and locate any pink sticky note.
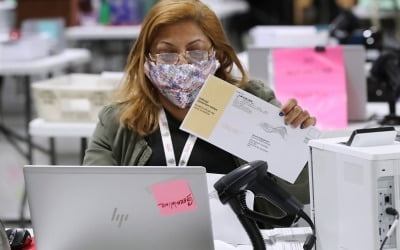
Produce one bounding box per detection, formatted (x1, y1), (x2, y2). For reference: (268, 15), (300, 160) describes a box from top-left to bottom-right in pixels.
(151, 179), (198, 215)
(273, 46), (348, 130)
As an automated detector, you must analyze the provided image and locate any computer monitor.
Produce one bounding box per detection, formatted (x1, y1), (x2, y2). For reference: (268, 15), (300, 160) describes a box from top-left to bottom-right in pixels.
(247, 45), (368, 122)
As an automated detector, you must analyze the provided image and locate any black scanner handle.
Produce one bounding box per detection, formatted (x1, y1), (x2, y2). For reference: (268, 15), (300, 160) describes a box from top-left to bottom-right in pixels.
(214, 160), (303, 218)
(226, 194), (267, 250)
(214, 160), (308, 250)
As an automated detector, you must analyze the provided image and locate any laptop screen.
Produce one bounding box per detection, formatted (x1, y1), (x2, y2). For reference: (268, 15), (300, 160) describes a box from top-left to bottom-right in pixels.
(24, 165), (214, 250)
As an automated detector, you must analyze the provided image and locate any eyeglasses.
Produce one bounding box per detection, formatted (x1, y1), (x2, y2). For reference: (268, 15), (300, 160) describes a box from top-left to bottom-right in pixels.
(149, 48), (214, 65)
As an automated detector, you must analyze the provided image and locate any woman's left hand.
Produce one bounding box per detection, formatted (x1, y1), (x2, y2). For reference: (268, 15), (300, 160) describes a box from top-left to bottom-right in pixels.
(279, 98), (316, 129)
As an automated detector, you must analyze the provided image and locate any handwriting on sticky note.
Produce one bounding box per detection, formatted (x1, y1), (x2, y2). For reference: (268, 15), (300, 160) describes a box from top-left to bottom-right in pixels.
(151, 179), (198, 215)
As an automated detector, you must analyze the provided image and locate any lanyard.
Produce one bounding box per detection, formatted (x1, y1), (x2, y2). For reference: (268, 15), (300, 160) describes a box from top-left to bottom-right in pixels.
(158, 108), (197, 166)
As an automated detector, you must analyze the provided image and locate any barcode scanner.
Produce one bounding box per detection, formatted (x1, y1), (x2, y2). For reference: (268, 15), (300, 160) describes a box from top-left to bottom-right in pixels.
(214, 160), (316, 250)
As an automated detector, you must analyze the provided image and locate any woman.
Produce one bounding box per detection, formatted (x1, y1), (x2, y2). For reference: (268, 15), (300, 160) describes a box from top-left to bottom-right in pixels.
(83, 0), (316, 224)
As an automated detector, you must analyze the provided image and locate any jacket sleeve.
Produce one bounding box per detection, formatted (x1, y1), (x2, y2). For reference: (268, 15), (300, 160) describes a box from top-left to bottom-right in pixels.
(83, 105), (118, 166)
(244, 79), (281, 107)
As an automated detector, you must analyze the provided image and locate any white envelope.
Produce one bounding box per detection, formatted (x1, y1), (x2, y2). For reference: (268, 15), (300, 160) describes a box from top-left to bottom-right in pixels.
(181, 76), (321, 183)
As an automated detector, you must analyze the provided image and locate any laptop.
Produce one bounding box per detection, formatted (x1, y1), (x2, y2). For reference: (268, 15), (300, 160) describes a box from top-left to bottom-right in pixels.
(24, 165), (215, 250)
(247, 45), (368, 122)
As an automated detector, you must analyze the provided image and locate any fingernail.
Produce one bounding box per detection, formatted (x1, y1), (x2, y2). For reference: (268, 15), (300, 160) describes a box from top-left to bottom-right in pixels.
(279, 112), (284, 116)
(300, 124), (304, 129)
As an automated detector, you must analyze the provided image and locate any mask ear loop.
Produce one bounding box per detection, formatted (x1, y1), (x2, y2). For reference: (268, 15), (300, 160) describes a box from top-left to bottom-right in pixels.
(209, 48), (216, 60)
(147, 53), (157, 63)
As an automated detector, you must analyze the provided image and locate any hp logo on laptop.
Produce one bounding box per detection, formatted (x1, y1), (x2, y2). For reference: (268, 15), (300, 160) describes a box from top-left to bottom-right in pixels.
(111, 208), (129, 228)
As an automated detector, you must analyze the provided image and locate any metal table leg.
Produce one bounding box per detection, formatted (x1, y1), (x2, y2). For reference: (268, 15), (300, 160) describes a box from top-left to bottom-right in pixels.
(49, 137), (56, 165)
(80, 137), (88, 164)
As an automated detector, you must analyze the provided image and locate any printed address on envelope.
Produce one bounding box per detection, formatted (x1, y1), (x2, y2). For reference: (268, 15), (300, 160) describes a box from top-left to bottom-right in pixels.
(180, 75), (321, 183)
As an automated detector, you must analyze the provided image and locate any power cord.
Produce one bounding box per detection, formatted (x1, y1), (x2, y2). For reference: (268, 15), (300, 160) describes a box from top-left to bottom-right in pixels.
(379, 207), (399, 250)
(297, 210), (316, 250)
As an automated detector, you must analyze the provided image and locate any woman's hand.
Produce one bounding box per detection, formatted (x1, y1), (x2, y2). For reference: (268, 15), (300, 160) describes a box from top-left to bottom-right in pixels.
(279, 98), (316, 129)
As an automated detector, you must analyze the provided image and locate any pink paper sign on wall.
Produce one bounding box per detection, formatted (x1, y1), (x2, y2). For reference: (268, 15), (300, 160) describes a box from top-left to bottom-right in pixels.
(151, 179), (198, 216)
(273, 46), (348, 129)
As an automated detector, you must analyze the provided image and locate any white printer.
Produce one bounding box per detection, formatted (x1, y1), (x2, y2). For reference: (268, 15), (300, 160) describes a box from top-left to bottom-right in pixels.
(308, 136), (400, 250)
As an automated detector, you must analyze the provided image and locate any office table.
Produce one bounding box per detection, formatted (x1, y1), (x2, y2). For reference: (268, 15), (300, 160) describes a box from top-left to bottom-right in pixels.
(66, 26), (136, 72)
(0, 48), (91, 227)
(65, 0), (248, 72)
(202, 0), (248, 19)
(28, 102), (399, 166)
(0, 48), (91, 164)
(29, 118), (96, 164)
(66, 25), (141, 41)
(21, 227), (309, 250)
(64, 0), (249, 41)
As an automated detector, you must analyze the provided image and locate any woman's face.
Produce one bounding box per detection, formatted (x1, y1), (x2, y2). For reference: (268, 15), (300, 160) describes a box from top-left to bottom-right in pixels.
(150, 21), (212, 65)
(147, 21), (215, 120)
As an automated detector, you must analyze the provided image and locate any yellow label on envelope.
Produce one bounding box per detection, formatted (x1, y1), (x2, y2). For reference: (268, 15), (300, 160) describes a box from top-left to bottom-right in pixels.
(181, 75), (236, 139)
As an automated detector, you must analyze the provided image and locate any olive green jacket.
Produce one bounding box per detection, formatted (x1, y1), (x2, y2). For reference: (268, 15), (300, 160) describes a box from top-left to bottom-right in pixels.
(83, 79), (310, 226)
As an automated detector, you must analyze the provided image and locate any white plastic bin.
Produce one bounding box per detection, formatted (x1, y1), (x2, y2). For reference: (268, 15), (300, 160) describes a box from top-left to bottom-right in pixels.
(32, 73), (120, 122)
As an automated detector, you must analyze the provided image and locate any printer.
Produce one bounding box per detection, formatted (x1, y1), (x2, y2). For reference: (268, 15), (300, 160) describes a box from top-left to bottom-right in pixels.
(308, 137), (400, 250)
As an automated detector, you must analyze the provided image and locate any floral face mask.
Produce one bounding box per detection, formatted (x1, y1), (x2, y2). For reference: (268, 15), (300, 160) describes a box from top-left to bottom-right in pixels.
(144, 56), (220, 108)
